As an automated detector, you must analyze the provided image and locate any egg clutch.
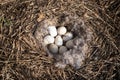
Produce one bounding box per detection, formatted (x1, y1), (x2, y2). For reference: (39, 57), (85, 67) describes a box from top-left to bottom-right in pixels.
(44, 26), (74, 54)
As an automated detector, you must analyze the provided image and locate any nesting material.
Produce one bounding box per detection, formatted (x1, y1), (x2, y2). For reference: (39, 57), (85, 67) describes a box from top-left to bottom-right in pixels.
(39, 19), (93, 69)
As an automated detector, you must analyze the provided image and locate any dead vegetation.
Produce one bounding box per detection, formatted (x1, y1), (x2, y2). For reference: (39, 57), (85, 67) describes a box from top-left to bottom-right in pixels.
(0, 0), (120, 80)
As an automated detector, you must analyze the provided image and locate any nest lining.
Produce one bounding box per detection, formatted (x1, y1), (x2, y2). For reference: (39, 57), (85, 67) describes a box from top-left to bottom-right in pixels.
(35, 16), (93, 69)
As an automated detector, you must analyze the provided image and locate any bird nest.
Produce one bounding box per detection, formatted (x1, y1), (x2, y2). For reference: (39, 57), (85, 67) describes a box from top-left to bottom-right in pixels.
(0, 0), (120, 80)
(35, 17), (93, 69)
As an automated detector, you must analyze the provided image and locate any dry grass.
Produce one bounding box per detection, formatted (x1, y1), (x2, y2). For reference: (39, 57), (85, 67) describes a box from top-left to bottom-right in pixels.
(0, 0), (120, 80)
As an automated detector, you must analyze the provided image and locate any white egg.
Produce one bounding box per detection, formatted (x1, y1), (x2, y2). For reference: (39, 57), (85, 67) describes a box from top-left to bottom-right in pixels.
(63, 32), (73, 41)
(59, 46), (68, 54)
(44, 35), (54, 45)
(57, 26), (67, 35)
(66, 40), (74, 49)
(48, 44), (58, 54)
(55, 35), (63, 46)
(48, 26), (57, 37)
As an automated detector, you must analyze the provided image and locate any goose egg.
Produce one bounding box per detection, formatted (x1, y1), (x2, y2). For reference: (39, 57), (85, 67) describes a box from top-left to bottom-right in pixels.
(44, 35), (54, 45)
(63, 32), (73, 41)
(57, 26), (67, 35)
(66, 40), (74, 49)
(48, 44), (58, 54)
(59, 46), (68, 54)
(55, 35), (63, 46)
(48, 26), (57, 37)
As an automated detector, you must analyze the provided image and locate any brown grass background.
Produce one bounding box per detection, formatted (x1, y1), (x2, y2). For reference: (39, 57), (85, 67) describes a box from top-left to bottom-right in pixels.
(0, 0), (120, 80)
